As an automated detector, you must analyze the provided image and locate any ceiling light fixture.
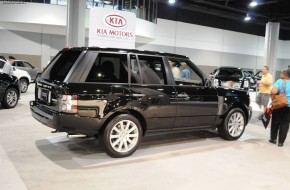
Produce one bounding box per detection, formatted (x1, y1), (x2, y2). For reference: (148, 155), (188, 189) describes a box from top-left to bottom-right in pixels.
(244, 14), (251, 21)
(249, 1), (258, 7)
(168, 0), (175, 4)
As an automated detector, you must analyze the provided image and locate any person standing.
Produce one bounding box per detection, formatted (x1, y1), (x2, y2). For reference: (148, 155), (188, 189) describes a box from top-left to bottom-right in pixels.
(269, 69), (290, 147)
(256, 66), (273, 120)
(2, 56), (16, 75)
(181, 63), (191, 79)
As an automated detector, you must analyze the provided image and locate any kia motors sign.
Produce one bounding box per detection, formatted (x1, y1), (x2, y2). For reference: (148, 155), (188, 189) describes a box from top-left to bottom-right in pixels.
(89, 8), (136, 48)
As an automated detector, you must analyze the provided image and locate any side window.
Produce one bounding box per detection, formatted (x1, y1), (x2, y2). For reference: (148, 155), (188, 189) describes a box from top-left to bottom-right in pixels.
(0, 60), (5, 69)
(130, 55), (142, 83)
(16, 61), (24, 67)
(0, 56), (6, 61)
(86, 53), (128, 83)
(23, 62), (33, 69)
(137, 55), (167, 85)
(169, 59), (203, 86)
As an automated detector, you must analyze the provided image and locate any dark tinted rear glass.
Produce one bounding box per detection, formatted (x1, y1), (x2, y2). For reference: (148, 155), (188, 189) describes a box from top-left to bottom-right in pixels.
(41, 51), (81, 81)
(86, 53), (128, 83)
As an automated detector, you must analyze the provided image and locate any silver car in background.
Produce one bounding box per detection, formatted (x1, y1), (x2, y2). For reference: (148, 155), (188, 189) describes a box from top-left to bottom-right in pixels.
(12, 60), (41, 81)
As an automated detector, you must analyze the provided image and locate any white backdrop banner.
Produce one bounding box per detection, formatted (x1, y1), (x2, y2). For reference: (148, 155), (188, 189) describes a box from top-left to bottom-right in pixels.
(89, 7), (136, 49)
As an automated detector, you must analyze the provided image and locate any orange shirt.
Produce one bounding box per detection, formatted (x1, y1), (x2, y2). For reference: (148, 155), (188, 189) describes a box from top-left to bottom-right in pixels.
(259, 73), (273, 94)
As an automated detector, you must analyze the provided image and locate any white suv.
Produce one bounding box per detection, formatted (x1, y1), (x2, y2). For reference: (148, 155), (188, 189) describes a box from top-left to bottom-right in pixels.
(0, 59), (31, 93)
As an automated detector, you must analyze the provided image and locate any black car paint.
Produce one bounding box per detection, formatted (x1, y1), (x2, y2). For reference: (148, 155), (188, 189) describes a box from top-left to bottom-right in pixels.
(0, 72), (20, 103)
(30, 48), (252, 137)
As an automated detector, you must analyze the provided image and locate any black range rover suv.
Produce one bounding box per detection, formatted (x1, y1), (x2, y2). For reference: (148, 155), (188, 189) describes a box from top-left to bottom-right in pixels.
(30, 47), (252, 158)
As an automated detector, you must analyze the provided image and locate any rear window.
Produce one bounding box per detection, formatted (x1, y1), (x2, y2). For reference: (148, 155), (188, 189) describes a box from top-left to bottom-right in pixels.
(41, 51), (82, 81)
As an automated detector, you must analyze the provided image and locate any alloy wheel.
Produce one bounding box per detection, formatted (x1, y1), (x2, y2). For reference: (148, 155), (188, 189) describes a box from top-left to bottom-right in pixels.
(6, 90), (17, 107)
(227, 112), (245, 137)
(109, 120), (139, 153)
(20, 79), (28, 93)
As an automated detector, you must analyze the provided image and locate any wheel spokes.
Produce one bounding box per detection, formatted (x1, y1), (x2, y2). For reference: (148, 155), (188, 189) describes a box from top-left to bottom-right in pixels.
(110, 120), (139, 153)
(228, 112), (244, 137)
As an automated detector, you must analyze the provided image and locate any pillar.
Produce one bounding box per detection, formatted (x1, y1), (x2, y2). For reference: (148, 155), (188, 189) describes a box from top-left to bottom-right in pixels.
(41, 32), (51, 71)
(264, 22), (280, 80)
(66, 0), (86, 47)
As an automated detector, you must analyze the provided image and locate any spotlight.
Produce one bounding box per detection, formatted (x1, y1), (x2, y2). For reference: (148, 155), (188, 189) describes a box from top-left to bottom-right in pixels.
(244, 14), (251, 21)
(249, 1), (258, 7)
(168, 0), (175, 4)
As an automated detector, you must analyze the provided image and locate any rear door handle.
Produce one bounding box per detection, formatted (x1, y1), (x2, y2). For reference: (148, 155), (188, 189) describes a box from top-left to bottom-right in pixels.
(177, 93), (190, 100)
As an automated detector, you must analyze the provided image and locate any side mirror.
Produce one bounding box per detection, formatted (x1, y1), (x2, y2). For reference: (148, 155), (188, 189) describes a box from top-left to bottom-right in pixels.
(13, 67), (16, 71)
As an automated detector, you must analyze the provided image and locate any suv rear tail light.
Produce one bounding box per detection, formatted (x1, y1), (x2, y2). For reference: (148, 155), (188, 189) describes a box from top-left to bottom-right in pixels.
(213, 79), (219, 87)
(60, 95), (78, 113)
(244, 80), (249, 88)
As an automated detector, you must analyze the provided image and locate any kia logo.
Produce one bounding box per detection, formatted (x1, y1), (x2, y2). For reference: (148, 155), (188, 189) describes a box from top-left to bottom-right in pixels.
(105, 14), (127, 28)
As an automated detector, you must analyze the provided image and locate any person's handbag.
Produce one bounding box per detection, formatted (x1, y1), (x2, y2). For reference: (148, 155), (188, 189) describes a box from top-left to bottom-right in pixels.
(261, 106), (272, 129)
(271, 80), (288, 110)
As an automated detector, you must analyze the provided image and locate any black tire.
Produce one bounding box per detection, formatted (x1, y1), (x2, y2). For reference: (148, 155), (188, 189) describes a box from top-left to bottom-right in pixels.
(99, 114), (143, 158)
(218, 108), (246, 140)
(19, 78), (29, 93)
(2, 87), (19, 109)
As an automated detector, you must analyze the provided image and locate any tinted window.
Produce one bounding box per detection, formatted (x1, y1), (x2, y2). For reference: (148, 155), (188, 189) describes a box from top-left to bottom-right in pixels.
(137, 55), (167, 85)
(23, 62), (33, 69)
(16, 61), (24, 67)
(0, 60), (5, 69)
(169, 58), (203, 86)
(41, 51), (81, 81)
(217, 69), (243, 78)
(130, 55), (142, 83)
(0, 56), (6, 61)
(86, 53), (128, 83)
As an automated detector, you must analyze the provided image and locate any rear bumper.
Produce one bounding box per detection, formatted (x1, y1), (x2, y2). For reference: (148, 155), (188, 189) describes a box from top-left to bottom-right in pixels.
(30, 101), (103, 136)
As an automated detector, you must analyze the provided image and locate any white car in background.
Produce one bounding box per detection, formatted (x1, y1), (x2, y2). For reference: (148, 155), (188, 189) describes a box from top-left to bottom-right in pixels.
(0, 59), (31, 93)
(13, 60), (41, 81)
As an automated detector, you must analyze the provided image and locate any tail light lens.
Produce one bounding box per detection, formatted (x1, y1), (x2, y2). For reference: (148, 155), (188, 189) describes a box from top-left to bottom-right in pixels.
(60, 95), (78, 113)
(244, 80), (249, 88)
(213, 79), (219, 87)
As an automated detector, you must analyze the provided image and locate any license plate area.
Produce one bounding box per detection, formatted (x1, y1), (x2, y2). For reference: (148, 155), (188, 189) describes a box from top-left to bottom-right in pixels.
(38, 88), (51, 104)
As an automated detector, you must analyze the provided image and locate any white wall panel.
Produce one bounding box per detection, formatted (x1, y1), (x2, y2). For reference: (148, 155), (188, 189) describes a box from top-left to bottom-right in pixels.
(136, 19), (156, 39)
(177, 22), (223, 43)
(146, 19), (288, 60)
(0, 3), (66, 26)
(176, 47), (222, 67)
(0, 29), (41, 55)
(50, 35), (66, 56)
(278, 40), (290, 59)
(176, 38), (222, 52)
